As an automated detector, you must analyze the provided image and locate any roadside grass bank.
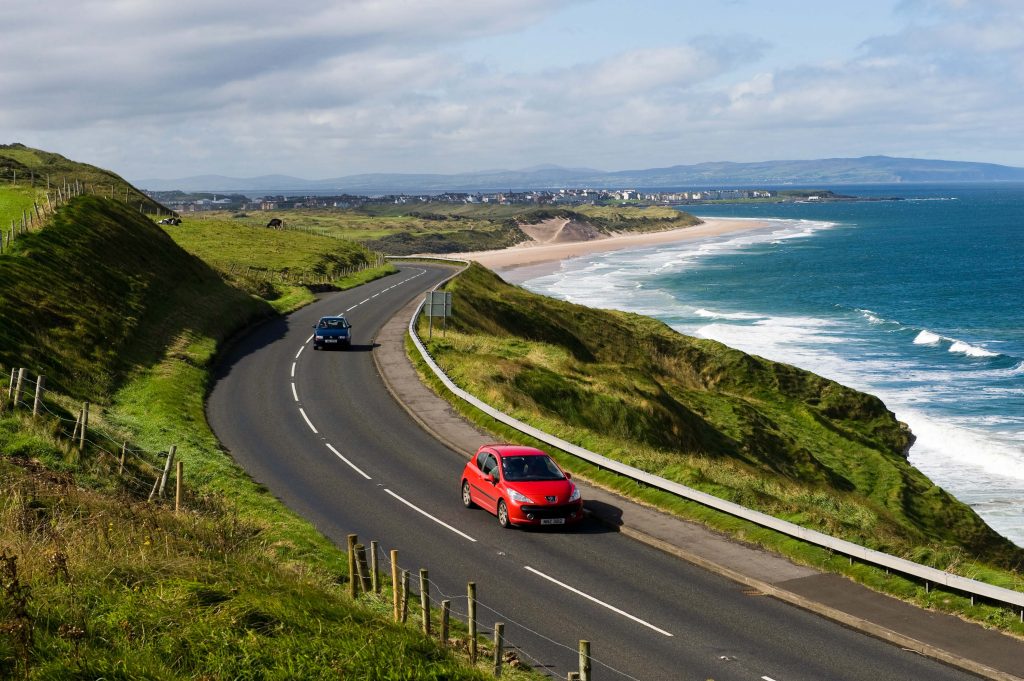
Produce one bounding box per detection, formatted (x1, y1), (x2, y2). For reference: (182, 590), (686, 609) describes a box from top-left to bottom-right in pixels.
(0, 196), (535, 677)
(408, 264), (1024, 635)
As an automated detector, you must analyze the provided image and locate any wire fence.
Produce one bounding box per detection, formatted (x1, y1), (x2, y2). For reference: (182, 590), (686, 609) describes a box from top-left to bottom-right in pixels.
(360, 536), (635, 680)
(2, 366), (182, 504)
(220, 253), (389, 289)
(0, 174), (173, 256)
(2, 364), (612, 678)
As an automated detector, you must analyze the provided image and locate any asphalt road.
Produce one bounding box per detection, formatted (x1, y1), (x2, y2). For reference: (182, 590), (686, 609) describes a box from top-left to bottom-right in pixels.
(207, 265), (982, 681)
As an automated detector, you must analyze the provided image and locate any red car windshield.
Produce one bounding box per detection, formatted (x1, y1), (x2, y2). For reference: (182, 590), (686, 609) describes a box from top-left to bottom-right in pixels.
(501, 455), (564, 482)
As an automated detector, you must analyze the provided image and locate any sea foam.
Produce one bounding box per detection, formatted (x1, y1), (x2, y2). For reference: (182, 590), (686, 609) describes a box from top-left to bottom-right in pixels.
(948, 341), (999, 358)
(913, 330), (943, 345)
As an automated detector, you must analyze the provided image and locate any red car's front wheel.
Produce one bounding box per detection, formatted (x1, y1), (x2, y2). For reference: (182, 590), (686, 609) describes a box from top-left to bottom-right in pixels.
(497, 500), (512, 529)
(461, 480), (475, 509)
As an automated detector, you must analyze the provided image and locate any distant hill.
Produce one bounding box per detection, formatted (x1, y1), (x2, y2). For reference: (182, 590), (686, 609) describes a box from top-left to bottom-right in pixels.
(138, 155), (1024, 194)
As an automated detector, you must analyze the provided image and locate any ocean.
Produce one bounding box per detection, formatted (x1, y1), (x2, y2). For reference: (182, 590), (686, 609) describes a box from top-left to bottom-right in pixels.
(513, 184), (1024, 546)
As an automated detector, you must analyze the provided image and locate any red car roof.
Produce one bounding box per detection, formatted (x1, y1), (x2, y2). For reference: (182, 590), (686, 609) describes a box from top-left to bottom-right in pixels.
(482, 444), (548, 457)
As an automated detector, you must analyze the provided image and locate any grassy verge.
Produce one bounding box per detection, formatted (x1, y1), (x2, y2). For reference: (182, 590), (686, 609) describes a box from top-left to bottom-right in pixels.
(0, 196), (539, 678)
(405, 265), (1024, 635)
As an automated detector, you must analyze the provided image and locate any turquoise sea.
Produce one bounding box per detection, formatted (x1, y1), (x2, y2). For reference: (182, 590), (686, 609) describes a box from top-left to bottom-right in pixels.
(515, 184), (1024, 546)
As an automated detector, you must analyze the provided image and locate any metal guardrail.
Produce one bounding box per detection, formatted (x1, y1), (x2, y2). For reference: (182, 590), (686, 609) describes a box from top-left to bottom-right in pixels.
(403, 259), (1024, 617)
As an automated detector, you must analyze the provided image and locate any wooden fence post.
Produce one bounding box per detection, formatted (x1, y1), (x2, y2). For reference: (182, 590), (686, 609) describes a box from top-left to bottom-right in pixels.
(400, 570), (410, 623)
(157, 444), (176, 496)
(79, 401), (89, 450)
(391, 549), (400, 622)
(175, 460), (183, 513)
(579, 640), (591, 681)
(347, 534), (358, 599)
(468, 581), (478, 663)
(355, 544), (372, 593)
(370, 540), (380, 593)
(72, 407), (82, 442)
(32, 375), (45, 417)
(493, 622), (505, 677)
(119, 442), (126, 476)
(419, 568), (431, 636)
(440, 599), (450, 646)
(6, 368), (15, 404)
(13, 368), (25, 408)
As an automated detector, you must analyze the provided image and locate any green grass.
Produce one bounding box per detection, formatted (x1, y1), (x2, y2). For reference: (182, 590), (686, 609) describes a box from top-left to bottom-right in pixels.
(1, 144), (163, 214)
(0, 194), (540, 678)
(200, 201), (703, 256)
(0, 187), (41, 232)
(408, 264), (1024, 632)
(159, 213), (396, 303)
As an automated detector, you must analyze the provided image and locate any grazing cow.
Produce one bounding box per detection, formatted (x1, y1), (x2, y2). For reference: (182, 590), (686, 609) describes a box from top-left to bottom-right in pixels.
(266, 218), (283, 228)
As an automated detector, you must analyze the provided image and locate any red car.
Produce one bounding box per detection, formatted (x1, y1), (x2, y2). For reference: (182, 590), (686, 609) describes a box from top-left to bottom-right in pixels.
(461, 444), (583, 528)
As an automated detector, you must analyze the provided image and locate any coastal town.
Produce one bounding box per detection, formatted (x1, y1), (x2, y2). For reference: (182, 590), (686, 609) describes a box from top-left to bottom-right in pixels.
(142, 186), (861, 213)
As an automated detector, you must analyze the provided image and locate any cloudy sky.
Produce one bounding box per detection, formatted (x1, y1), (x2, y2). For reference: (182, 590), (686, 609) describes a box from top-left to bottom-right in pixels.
(3, 0), (1022, 180)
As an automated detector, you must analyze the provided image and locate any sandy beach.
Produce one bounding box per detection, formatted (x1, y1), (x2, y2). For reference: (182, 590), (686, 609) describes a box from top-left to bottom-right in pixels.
(438, 217), (773, 282)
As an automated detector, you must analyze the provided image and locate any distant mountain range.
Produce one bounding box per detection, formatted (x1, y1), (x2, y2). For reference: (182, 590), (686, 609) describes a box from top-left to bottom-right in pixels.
(137, 155), (1024, 194)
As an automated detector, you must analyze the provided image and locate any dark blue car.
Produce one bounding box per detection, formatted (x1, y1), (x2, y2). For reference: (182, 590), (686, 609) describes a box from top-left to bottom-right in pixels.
(312, 316), (352, 350)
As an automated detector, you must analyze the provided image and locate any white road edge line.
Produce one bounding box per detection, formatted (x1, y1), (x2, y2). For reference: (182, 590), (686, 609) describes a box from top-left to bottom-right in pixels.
(295, 346), (304, 359)
(291, 383), (298, 402)
(298, 408), (318, 434)
(523, 566), (673, 637)
(384, 489), (477, 542)
(326, 443), (372, 480)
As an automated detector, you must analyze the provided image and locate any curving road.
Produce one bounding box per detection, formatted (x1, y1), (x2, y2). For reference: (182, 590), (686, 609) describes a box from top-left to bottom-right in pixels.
(207, 265), (980, 681)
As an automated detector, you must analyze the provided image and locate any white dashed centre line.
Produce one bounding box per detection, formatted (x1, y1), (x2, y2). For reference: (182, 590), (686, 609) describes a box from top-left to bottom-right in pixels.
(326, 444), (372, 480)
(290, 362), (296, 378)
(298, 408), (318, 434)
(384, 489), (477, 542)
(291, 383), (298, 402)
(523, 566), (673, 637)
(295, 346), (304, 359)
(762, 677), (779, 681)
(359, 298), (371, 305)
(306, 334), (314, 343)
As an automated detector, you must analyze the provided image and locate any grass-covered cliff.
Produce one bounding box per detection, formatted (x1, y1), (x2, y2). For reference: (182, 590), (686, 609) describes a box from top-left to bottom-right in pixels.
(1, 143), (163, 213)
(0, 189), (522, 678)
(428, 264), (1024, 570)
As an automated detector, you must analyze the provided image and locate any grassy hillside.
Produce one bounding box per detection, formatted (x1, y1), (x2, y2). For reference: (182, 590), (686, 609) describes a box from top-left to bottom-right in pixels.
(0, 196), (263, 400)
(161, 214), (393, 303)
(427, 265), (1024, 571)
(0, 195), (529, 677)
(1, 143), (164, 213)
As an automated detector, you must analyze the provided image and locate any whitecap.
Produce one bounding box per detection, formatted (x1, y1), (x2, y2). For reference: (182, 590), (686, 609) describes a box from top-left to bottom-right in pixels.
(693, 308), (764, 321)
(913, 330), (943, 346)
(948, 341), (999, 358)
(857, 309), (885, 325)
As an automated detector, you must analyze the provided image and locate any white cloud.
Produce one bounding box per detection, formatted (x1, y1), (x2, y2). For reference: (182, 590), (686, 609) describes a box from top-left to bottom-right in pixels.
(3, 0), (1024, 178)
